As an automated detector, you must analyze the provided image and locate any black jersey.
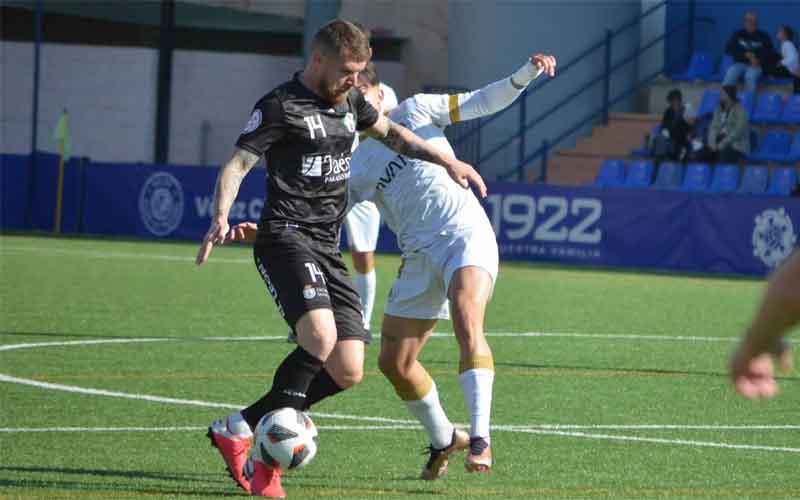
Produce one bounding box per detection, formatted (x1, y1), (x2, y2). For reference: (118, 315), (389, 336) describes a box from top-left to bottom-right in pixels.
(236, 73), (380, 244)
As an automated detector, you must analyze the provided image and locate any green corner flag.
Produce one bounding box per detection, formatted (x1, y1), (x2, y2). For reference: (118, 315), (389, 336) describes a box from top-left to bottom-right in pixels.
(53, 109), (72, 161)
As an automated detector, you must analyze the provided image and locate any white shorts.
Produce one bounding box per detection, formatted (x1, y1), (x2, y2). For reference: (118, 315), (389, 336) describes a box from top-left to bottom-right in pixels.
(384, 223), (499, 320)
(344, 200), (381, 252)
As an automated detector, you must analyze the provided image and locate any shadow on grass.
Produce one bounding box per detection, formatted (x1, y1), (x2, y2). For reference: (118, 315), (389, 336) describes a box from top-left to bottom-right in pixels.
(0, 470), (450, 498)
(0, 465), (221, 484)
(0, 480), (242, 498)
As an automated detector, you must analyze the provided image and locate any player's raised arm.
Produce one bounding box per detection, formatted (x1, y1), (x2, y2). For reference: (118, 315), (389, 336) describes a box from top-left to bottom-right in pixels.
(365, 115), (487, 198)
(729, 251), (800, 399)
(432, 53), (556, 127)
(195, 149), (261, 265)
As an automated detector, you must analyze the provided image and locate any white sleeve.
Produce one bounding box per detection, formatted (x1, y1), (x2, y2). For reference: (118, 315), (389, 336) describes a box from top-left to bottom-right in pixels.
(782, 41), (798, 68)
(418, 61), (544, 128)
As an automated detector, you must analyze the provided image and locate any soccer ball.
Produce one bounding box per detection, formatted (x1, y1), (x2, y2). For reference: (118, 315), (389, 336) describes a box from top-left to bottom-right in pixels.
(252, 408), (318, 471)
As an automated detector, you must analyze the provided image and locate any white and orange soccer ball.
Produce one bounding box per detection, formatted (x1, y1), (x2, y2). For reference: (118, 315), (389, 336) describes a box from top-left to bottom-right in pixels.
(250, 408), (319, 471)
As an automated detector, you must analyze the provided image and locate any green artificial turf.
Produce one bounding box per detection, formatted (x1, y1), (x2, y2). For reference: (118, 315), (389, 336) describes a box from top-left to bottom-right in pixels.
(0, 235), (797, 499)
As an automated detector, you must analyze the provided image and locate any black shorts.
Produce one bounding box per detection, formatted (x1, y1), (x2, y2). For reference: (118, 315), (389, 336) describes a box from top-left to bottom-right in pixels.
(253, 221), (371, 343)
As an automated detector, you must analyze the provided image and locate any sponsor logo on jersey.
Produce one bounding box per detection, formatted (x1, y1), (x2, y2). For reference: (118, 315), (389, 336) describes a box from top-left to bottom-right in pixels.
(302, 285), (317, 300)
(376, 154), (409, 191)
(138, 171), (184, 237)
(752, 207), (797, 268)
(243, 109), (262, 133)
(300, 153), (352, 182)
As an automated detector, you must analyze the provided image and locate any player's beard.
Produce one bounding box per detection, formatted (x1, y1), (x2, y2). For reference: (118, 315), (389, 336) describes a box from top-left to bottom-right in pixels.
(322, 75), (351, 105)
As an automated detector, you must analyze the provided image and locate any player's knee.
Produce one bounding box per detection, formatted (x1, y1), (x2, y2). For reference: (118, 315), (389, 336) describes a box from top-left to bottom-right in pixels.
(333, 365), (363, 388)
(378, 351), (411, 380)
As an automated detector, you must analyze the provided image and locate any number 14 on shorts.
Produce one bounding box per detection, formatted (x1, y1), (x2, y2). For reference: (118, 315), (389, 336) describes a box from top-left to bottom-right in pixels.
(304, 262), (326, 284)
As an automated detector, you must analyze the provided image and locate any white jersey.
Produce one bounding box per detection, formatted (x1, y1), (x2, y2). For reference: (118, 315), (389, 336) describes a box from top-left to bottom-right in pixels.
(349, 93), (491, 254)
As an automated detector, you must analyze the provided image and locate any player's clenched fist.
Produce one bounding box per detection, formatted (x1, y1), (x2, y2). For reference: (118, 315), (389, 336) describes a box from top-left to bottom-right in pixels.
(531, 54), (557, 77)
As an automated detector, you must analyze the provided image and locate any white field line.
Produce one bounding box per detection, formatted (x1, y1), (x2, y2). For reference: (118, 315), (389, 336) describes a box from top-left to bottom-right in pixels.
(510, 428), (800, 453)
(1, 424), (797, 433)
(0, 245), (250, 265)
(2, 338), (799, 454)
(1, 333), (770, 347)
(0, 425), (423, 433)
(2, 424), (798, 454)
(498, 424), (800, 431)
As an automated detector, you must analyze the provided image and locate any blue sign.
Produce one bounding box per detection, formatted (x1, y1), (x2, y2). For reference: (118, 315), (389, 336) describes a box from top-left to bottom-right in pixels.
(473, 182), (800, 276)
(2, 154), (798, 276)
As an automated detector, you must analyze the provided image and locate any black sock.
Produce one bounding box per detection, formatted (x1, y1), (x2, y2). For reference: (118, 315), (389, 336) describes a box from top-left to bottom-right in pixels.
(240, 346), (323, 430)
(302, 368), (344, 411)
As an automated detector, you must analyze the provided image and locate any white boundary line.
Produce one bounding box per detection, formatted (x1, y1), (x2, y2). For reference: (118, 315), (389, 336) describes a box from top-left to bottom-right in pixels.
(2, 424), (798, 433)
(0, 425), (423, 433)
(0, 245), (251, 264)
(2, 338), (799, 454)
(2, 333), (773, 348)
(510, 428), (800, 453)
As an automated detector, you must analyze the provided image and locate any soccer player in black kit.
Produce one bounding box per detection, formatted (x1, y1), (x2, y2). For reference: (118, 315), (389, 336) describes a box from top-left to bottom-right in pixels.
(195, 20), (485, 498)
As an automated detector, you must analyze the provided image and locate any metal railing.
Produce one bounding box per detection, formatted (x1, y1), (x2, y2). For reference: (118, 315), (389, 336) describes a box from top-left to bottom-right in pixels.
(445, 0), (713, 182)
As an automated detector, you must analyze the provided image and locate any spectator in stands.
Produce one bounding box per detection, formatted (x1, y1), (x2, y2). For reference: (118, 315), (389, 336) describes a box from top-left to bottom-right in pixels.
(722, 12), (774, 92)
(770, 25), (800, 94)
(706, 85), (750, 163)
(652, 89), (694, 162)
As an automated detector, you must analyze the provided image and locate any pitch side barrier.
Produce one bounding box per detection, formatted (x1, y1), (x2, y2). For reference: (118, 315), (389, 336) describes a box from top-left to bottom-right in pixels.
(2, 154), (798, 276)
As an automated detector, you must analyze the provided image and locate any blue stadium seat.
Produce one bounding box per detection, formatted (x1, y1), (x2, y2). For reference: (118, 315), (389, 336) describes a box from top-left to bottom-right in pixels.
(651, 162), (683, 190)
(738, 91), (755, 116)
(785, 132), (800, 164)
(680, 163), (711, 192)
(672, 52), (714, 81)
(593, 159), (626, 187)
(767, 167), (799, 196)
(705, 55), (734, 82)
(751, 93), (784, 124)
(739, 165), (769, 194)
(697, 89), (720, 117)
(781, 94), (800, 125)
(749, 130), (792, 163)
(624, 160), (654, 188)
(709, 164), (740, 193)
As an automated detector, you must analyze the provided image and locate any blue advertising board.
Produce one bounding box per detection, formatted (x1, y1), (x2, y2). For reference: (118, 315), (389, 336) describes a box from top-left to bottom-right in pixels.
(2, 154), (798, 276)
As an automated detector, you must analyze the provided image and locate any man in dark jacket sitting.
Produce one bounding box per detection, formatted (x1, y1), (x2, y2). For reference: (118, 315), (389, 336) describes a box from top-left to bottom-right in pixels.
(722, 11), (774, 92)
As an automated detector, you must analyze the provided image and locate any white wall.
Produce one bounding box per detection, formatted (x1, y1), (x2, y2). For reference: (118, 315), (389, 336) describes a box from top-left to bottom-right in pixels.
(2, 42), (159, 162)
(1, 41), (403, 166)
(169, 51), (405, 166)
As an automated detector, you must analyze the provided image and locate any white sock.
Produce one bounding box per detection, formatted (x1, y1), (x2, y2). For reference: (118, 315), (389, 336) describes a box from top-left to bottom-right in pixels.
(404, 382), (454, 449)
(228, 411), (253, 438)
(459, 369), (494, 441)
(352, 269), (376, 330)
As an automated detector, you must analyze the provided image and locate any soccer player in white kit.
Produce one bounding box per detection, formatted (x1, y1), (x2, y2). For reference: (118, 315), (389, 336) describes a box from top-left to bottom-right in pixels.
(350, 54), (556, 479)
(343, 82), (399, 332)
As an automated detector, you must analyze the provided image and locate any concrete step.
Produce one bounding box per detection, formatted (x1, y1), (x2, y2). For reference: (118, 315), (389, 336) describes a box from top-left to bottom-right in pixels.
(543, 154), (605, 186)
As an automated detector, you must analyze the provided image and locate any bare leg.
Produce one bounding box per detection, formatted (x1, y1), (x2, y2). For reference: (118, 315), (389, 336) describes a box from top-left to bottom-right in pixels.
(448, 266), (495, 471)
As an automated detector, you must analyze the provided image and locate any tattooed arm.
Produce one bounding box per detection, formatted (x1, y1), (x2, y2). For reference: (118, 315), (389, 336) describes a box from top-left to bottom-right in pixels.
(196, 148), (260, 265)
(364, 115), (487, 197)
